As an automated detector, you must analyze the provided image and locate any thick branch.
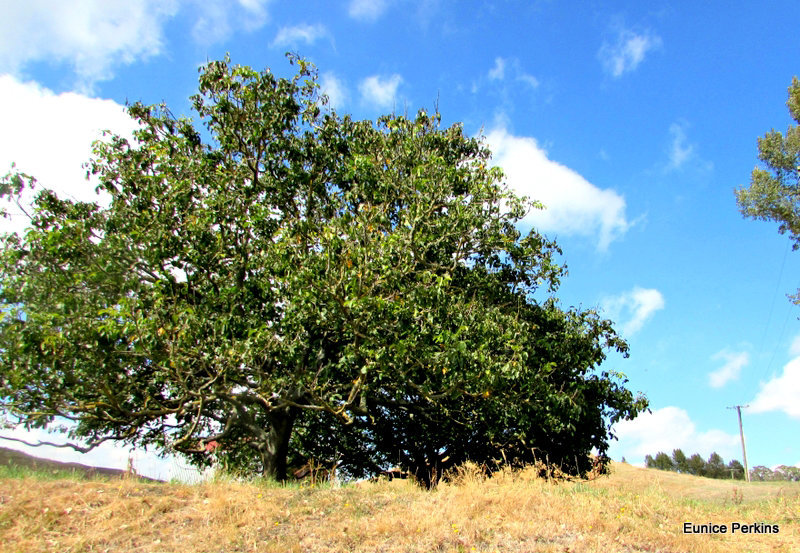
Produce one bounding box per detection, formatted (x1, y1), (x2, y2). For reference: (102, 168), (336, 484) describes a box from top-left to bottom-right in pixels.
(0, 434), (112, 453)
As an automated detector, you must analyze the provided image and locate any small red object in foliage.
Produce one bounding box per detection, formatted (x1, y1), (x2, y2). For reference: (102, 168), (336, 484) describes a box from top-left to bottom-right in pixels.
(205, 440), (220, 453)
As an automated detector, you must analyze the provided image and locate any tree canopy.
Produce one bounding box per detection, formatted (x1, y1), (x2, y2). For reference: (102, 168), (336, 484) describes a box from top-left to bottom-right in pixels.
(0, 55), (647, 486)
(672, 448), (688, 473)
(645, 450), (746, 480)
(736, 76), (800, 300)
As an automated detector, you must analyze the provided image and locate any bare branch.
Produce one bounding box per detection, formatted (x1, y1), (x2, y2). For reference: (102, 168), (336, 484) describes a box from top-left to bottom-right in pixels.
(0, 434), (111, 453)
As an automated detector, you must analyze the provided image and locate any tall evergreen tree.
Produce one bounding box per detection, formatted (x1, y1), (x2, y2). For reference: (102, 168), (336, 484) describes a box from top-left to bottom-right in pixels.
(706, 452), (726, 479)
(687, 453), (707, 476)
(672, 448), (688, 473)
(653, 451), (675, 471)
(727, 459), (745, 480)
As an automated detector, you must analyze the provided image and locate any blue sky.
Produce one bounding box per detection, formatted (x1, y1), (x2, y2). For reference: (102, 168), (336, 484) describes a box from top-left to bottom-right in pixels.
(1, 1), (799, 480)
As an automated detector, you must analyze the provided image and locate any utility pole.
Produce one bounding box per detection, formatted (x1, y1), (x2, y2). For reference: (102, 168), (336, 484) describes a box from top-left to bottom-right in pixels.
(727, 405), (750, 482)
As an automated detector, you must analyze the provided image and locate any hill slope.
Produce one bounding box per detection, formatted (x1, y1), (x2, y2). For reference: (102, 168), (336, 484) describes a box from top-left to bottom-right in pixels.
(0, 461), (797, 552)
(0, 446), (159, 481)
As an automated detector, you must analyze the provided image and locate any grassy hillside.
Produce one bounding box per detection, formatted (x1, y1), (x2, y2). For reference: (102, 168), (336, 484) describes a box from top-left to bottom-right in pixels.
(0, 446), (159, 481)
(0, 461), (797, 552)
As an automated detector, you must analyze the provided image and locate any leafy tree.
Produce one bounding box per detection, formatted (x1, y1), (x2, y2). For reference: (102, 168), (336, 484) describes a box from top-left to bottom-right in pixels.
(736, 77), (800, 301)
(687, 453), (707, 477)
(672, 448), (688, 473)
(750, 465), (775, 482)
(646, 449), (747, 480)
(727, 459), (745, 480)
(773, 465), (800, 482)
(0, 56), (647, 485)
(705, 452), (726, 479)
(653, 451), (675, 472)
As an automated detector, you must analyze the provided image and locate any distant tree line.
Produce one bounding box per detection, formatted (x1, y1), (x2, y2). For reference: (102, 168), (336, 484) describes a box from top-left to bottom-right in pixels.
(749, 465), (800, 482)
(644, 450), (745, 480)
(644, 450), (800, 482)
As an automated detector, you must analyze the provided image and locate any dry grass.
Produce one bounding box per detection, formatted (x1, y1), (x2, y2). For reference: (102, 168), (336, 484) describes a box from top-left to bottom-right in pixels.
(0, 462), (797, 552)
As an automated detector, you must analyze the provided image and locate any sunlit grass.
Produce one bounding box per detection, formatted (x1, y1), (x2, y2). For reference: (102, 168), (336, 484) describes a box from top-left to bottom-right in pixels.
(0, 461), (797, 552)
(0, 461), (105, 481)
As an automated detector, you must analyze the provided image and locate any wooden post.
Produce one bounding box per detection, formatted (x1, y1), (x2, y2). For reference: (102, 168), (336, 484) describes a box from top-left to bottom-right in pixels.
(728, 405), (750, 483)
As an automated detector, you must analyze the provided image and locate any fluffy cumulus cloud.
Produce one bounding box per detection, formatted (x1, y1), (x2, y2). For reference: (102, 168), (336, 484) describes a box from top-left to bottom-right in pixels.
(485, 127), (630, 250)
(359, 74), (403, 110)
(598, 26), (662, 78)
(600, 287), (665, 336)
(0, 0), (178, 88)
(708, 350), (749, 388)
(348, 0), (390, 21)
(0, 76), (139, 236)
(750, 357), (800, 419)
(0, 0), (273, 88)
(271, 23), (329, 48)
(609, 406), (740, 465)
(320, 72), (348, 110)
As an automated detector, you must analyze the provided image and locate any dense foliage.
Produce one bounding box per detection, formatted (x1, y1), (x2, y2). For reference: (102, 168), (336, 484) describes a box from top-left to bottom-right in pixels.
(0, 56), (647, 486)
(736, 76), (800, 301)
(749, 465), (800, 482)
(644, 449), (746, 480)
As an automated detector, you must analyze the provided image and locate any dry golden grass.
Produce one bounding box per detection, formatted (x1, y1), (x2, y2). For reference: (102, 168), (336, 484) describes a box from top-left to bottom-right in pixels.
(0, 462), (797, 552)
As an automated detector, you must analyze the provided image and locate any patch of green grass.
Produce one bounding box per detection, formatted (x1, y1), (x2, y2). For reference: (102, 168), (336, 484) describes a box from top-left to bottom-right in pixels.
(562, 481), (609, 497)
(0, 461), (95, 481)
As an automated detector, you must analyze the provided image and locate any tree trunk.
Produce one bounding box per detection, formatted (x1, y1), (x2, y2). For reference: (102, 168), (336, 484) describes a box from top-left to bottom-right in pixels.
(261, 406), (296, 481)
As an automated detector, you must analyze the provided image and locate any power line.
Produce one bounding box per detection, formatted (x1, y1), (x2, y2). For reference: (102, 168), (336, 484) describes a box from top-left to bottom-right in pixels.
(756, 240), (790, 353)
(761, 299), (796, 381)
(758, 241), (793, 382)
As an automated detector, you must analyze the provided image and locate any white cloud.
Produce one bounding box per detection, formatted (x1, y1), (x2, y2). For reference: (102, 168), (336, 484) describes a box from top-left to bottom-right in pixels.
(708, 350), (749, 388)
(0, 0), (179, 89)
(359, 74), (403, 110)
(271, 23), (328, 48)
(598, 26), (662, 78)
(0, 1), (273, 88)
(486, 57), (538, 89)
(190, 0), (273, 44)
(790, 334), (800, 357)
(750, 357), (800, 419)
(669, 123), (694, 169)
(488, 57), (506, 81)
(0, 76), (139, 236)
(237, 0), (271, 23)
(601, 287), (665, 336)
(348, 0), (390, 21)
(320, 72), (348, 110)
(660, 120), (712, 173)
(190, 1), (230, 44)
(485, 127), (630, 250)
(610, 406), (740, 465)
(516, 72), (540, 90)
(667, 121), (693, 169)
